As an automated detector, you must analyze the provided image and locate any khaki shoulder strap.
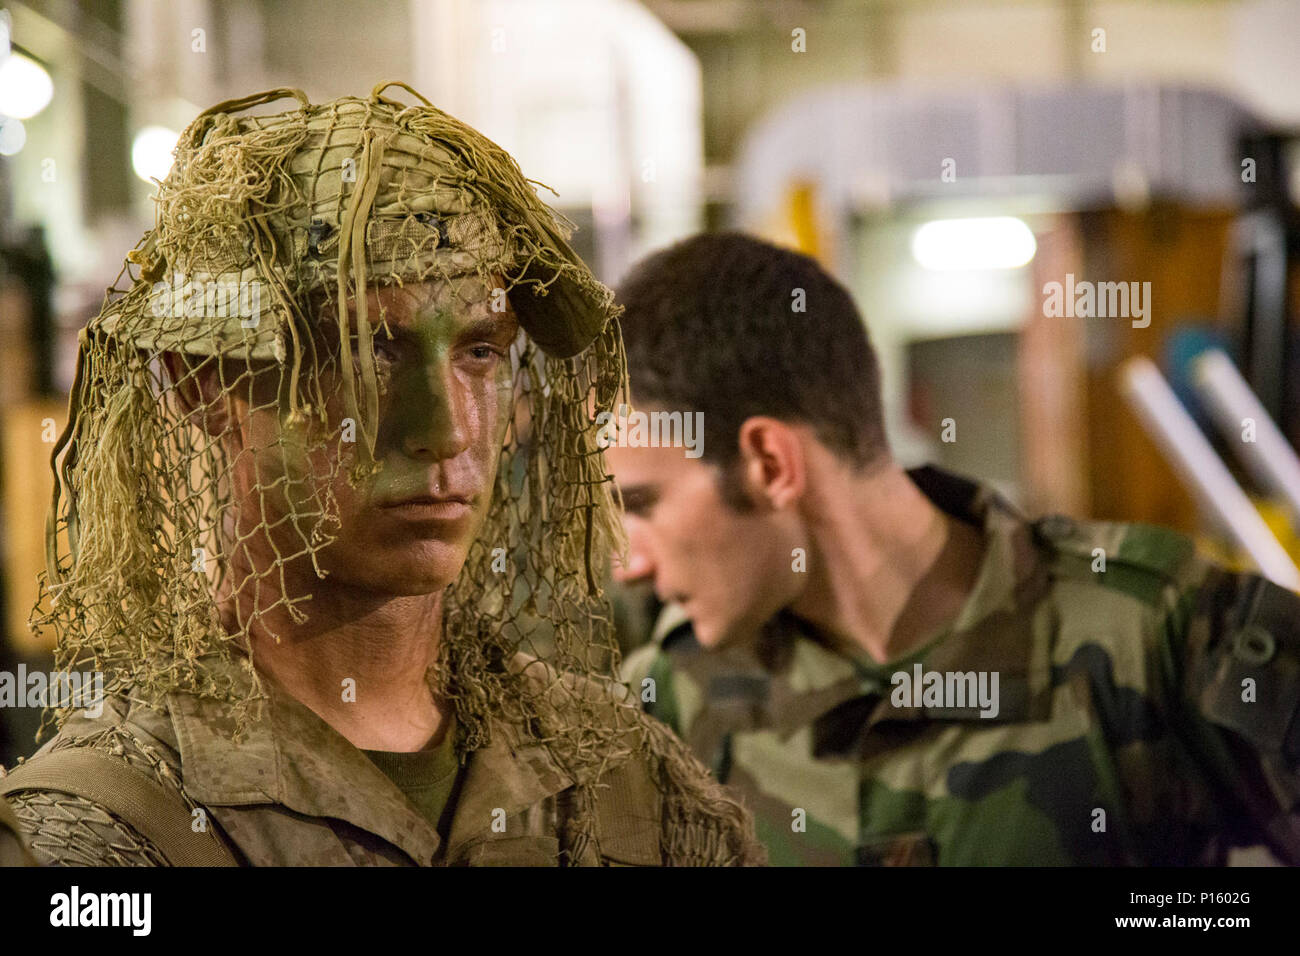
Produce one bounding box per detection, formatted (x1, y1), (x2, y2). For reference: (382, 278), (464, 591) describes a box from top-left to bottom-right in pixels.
(590, 755), (663, 866)
(1, 749), (238, 867)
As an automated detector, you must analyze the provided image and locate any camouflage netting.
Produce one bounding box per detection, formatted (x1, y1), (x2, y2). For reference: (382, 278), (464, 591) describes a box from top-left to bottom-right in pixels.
(30, 82), (755, 862)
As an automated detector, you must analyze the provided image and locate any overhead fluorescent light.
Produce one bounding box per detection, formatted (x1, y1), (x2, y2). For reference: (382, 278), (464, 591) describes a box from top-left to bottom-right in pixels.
(912, 216), (1037, 271)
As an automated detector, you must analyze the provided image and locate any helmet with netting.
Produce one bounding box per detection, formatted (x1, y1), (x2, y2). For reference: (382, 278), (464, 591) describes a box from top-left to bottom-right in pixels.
(32, 83), (755, 862)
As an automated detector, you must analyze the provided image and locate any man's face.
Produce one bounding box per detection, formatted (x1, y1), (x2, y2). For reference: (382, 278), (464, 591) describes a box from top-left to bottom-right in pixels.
(605, 421), (805, 649)
(224, 276), (518, 598)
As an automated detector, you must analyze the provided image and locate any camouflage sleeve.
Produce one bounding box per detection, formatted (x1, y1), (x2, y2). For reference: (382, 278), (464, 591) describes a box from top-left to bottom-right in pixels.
(619, 643), (658, 701)
(1170, 562), (1300, 862)
(7, 789), (169, 866)
(620, 642), (687, 738)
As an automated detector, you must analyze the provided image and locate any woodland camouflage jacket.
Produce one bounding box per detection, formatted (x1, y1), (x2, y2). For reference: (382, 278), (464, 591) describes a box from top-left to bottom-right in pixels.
(623, 466), (1300, 866)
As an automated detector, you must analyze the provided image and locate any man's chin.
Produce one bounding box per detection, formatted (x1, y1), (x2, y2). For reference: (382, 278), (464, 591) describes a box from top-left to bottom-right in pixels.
(380, 579), (454, 597)
(687, 606), (770, 651)
(329, 546), (467, 596)
(356, 575), (459, 598)
(689, 615), (736, 650)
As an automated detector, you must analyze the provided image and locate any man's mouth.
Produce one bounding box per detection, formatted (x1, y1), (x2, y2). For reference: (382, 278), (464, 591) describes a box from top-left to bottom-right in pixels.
(379, 493), (473, 521)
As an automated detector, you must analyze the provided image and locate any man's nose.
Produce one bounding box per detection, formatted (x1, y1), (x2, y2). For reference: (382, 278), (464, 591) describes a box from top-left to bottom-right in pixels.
(612, 522), (655, 584)
(395, 362), (471, 461)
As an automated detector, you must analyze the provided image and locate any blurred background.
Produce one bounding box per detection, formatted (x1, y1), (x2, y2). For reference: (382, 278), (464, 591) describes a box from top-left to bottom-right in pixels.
(2, 0), (1300, 761)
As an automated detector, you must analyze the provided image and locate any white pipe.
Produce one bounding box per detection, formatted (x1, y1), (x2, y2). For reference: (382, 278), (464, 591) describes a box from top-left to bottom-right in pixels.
(1119, 356), (1300, 591)
(1191, 348), (1300, 528)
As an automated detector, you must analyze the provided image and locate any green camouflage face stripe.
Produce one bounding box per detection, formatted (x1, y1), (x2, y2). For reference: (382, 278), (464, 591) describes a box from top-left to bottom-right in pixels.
(622, 465), (1300, 866)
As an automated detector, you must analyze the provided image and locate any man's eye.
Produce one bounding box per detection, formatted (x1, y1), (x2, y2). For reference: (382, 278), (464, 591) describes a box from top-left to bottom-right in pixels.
(619, 488), (657, 517)
(351, 339), (397, 363)
(467, 345), (501, 361)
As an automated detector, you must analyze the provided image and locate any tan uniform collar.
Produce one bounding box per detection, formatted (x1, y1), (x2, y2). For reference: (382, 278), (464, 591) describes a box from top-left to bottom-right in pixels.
(167, 658), (578, 864)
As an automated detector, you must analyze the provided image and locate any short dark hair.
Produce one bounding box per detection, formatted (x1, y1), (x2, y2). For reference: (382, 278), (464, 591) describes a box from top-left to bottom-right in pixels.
(615, 232), (889, 484)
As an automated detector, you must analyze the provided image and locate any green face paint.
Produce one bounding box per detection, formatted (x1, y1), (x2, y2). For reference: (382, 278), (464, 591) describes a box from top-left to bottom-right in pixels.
(223, 278), (518, 605)
(362, 275), (518, 516)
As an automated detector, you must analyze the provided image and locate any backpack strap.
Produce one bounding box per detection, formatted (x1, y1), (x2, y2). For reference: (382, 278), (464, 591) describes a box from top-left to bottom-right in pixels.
(1, 749), (238, 867)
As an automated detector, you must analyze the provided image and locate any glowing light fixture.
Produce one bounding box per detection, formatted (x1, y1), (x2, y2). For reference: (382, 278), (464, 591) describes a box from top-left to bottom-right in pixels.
(912, 216), (1037, 271)
(0, 116), (25, 155)
(0, 52), (54, 120)
(131, 125), (180, 184)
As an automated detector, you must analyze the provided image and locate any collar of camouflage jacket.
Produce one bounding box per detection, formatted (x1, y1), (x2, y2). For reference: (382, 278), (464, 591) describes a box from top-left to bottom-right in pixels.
(166, 658), (578, 865)
(850, 465), (1055, 726)
(654, 465), (1056, 738)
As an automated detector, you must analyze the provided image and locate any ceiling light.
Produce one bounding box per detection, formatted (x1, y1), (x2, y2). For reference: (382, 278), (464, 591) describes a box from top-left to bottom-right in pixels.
(0, 52), (54, 120)
(131, 125), (180, 184)
(912, 216), (1037, 271)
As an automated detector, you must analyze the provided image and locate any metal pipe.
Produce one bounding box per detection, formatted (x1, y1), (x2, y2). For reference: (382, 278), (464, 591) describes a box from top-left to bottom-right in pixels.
(1119, 356), (1300, 591)
(1191, 348), (1300, 528)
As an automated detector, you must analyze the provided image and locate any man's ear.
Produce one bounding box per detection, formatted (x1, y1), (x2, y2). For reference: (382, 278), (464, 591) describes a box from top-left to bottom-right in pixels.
(735, 417), (806, 510)
(160, 351), (236, 438)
